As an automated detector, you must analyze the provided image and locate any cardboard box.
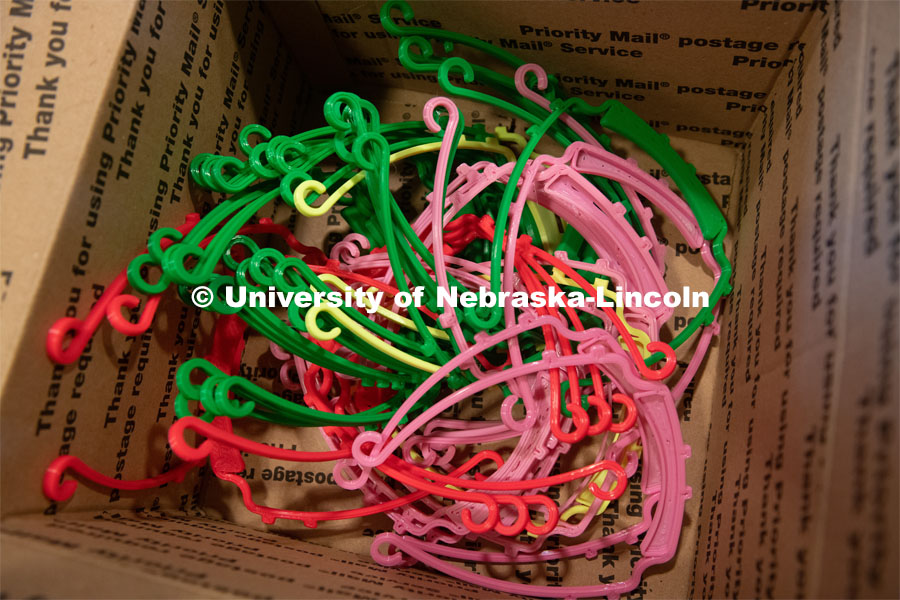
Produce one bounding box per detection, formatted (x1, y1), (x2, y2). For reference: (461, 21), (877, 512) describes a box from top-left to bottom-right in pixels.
(1, 0), (897, 597)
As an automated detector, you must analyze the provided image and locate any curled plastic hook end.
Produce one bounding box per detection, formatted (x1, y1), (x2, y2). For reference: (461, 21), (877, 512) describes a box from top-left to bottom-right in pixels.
(379, 0), (415, 37)
(460, 501), (499, 534)
(439, 56), (476, 85)
(609, 393), (638, 433)
(500, 394), (535, 433)
(524, 495), (560, 536)
(640, 341), (677, 380)
(293, 180), (331, 216)
(371, 532), (414, 567)
(551, 389), (591, 444)
(106, 294), (162, 336)
(305, 305), (342, 341)
(43, 456), (79, 502)
(46, 317), (88, 365)
(351, 430), (387, 469)
(423, 96), (459, 135)
(586, 395), (613, 435)
(168, 417), (216, 463)
(514, 63), (550, 101)
(493, 495), (529, 536)
(589, 462), (628, 501)
(43, 454), (200, 503)
(332, 459), (371, 490)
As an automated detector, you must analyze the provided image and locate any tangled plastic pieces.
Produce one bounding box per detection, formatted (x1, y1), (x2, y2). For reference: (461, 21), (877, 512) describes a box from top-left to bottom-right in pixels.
(42, 2), (732, 598)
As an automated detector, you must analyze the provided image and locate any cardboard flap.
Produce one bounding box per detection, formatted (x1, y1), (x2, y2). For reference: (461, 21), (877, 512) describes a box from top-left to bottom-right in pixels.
(0, 510), (510, 599)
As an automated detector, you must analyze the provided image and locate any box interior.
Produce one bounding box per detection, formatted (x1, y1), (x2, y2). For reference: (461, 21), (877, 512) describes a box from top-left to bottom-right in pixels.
(1, 1), (897, 598)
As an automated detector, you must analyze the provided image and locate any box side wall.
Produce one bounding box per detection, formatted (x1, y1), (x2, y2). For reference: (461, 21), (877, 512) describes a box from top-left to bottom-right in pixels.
(813, 2), (899, 596)
(0, 511), (499, 599)
(0, 0), (315, 519)
(268, 0), (818, 146)
(691, 2), (899, 597)
(0, 0), (134, 378)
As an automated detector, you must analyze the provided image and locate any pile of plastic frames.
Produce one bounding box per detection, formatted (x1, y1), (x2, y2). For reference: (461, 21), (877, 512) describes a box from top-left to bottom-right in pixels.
(42, 2), (732, 597)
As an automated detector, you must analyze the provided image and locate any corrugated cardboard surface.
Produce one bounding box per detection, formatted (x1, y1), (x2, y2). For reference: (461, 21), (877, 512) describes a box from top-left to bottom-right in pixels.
(691, 1), (899, 598)
(268, 0), (820, 147)
(0, 0), (135, 376)
(1, 0), (315, 518)
(1, 1), (897, 598)
(0, 510), (507, 599)
(818, 3), (900, 595)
